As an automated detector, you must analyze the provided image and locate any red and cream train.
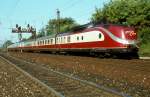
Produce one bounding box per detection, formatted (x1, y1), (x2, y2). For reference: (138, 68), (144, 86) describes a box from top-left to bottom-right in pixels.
(8, 24), (139, 57)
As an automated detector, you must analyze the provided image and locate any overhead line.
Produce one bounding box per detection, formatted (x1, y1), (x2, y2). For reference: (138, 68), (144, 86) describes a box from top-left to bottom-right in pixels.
(61, 0), (82, 12)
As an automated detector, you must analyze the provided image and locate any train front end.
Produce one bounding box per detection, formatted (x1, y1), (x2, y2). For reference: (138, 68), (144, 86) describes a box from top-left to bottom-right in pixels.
(107, 24), (139, 57)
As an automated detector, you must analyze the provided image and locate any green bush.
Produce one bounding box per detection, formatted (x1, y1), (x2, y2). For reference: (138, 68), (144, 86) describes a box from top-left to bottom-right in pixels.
(138, 27), (150, 44)
(138, 27), (150, 56)
(139, 43), (150, 56)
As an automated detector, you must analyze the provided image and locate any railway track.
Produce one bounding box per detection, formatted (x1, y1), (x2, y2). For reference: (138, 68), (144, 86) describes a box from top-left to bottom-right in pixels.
(0, 53), (130, 97)
(0, 55), (61, 97)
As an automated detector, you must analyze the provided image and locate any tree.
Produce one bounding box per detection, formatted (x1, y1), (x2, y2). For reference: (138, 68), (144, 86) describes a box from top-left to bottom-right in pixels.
(45, 17), (78, 35)
(36, 28), (46, 38)
(91, 0), (150, 27)
(2, 40), (13, 48)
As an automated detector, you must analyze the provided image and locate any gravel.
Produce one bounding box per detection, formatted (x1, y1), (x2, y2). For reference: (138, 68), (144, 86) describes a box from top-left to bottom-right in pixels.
(8, 52), (150, 97)
(0, 56), (58, 97)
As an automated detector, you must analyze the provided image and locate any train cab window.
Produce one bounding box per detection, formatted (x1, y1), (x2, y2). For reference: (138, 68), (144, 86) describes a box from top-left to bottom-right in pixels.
(81, 36), (84, 40)
(99, 33), (102, 39)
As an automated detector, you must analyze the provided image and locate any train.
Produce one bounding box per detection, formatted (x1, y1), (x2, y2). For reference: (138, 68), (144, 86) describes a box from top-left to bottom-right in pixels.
(7, 23), (139, 58)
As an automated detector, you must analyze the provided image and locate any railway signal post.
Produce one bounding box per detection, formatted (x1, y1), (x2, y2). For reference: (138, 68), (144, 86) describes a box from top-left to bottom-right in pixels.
(12, 24), (36, 42)
(55, 9), (60, 45)
(11, 24), (36, 52)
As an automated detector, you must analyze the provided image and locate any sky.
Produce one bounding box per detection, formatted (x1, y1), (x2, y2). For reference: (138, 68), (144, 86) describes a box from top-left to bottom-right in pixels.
(0, 0), (110, 44)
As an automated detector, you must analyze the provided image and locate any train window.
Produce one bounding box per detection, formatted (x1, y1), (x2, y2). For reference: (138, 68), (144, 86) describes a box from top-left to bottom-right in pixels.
(59, 38), (60, 43)
(45, 40), (47, 44)
(47, 40), (49, 44)
(51, 39), (53, 44)
(46, 40), (48, 44)
(40, 41), (42, 45)
(58, 38), (59, 43)
(67, 36), (70, 43)
(61, 37), (63, 43)
(77, 36), (79, 40)
(41, 41), (42, 45)
(64, 37), (66, 43)
(43, 40), (45, 45)
(57, 38), (58, 43)
(81, 36), (84, 40)
(47, 40), (48, 44)
(99, 33), (102, 39)
(38, 41), (39, 45)
(49, 40), (51, 44)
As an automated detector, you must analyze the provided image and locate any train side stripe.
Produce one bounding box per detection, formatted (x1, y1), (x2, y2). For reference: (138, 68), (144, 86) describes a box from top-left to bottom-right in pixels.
(96, 27), (137, 44)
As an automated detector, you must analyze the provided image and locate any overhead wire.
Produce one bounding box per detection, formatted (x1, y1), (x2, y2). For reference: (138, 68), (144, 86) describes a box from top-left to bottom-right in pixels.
(61, 0), (82, 12)
(60, 0), (94, 24)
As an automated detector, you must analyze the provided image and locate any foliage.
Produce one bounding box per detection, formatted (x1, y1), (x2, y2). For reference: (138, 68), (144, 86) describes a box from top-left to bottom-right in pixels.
(138, 27), (150, 44)
(92, 0), (150, 28)
(139, 43), (150, 56)
(37, 28), (46, 38)
(45, 17), (78, 35)
(2, 40), (13, 48)
(36, 17), (78, 38)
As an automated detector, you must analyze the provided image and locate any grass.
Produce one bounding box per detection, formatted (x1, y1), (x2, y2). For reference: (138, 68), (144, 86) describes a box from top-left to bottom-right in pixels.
(139, 43), (150, 57)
